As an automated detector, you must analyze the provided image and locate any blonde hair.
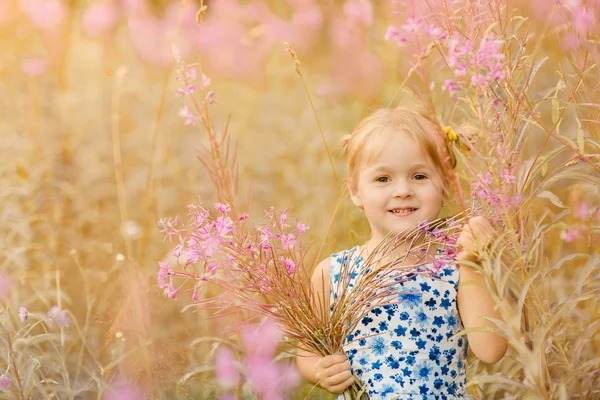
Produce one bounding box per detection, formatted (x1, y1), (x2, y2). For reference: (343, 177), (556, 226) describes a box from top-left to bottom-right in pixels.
(341, 106), (457, 195)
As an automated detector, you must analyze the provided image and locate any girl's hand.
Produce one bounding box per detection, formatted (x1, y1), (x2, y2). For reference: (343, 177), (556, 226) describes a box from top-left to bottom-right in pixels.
(456, 216), (497, 263)
(314, 354), (355, 394)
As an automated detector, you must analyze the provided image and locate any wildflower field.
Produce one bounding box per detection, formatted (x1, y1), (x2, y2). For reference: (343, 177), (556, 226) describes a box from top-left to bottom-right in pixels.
(1, 0), (599, 399)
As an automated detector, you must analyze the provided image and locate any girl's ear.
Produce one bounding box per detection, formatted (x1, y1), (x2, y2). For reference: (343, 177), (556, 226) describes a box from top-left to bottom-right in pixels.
(347, 179), (363, 208)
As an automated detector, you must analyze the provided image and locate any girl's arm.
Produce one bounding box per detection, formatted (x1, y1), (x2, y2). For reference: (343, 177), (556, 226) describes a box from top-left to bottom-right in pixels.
(456, 216), (508, 364)
(457, 262), (507, 364)
(296, 258), (331, 384)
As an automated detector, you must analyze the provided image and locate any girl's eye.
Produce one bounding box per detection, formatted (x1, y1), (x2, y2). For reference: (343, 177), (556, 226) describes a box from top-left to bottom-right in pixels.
(413, 174), (428, 180)
(375, 176), (390, 183)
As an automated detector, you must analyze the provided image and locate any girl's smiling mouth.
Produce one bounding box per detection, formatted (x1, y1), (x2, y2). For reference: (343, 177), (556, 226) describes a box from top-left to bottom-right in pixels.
(388, 207), (418, 217)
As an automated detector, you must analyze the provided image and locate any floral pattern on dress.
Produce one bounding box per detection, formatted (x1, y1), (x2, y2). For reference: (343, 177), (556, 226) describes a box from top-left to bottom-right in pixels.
(330, 246), (468, 399)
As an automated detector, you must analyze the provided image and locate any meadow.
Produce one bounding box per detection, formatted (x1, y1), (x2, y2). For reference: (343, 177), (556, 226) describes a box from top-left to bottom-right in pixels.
(0, 0), (599, 399)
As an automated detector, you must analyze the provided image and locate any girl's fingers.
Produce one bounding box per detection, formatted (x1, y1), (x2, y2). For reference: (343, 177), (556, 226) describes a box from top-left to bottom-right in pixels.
(329, 369), (352, 385)
(330, 374), (356, 394)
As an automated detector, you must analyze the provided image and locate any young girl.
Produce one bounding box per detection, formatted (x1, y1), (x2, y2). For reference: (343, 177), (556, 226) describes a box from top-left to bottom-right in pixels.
(296, 106), (507, 399)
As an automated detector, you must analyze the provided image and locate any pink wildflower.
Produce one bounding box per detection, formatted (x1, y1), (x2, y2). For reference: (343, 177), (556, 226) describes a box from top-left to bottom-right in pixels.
(242, 319), (281, 358)
(21, 0), (66, 30)
(260, 227), (272, 242)
(214, 203), (231, 214)
(563, 227), (584, 243)
(296, 222), (308, 234)
(214, 216), (234, 238)
(239, 213), (249, 221)
(82, 1), (120, 37)
(20, 57), (49, 77)
(443, 79), (460, 93)
(200, 73), (211, 88)
(18, 306), (28, 323)
(187, 67), (197, 80)
(281, 233), (297, 249)
(178, 106), (194, 125)
(425, 24), (445, 40)
(401, 17), (422, 33)
(385, 25), (400, 40)
(208, 92), (217, 105)
(157, 261), (172, 290)
(573, 201), (589, 220)
(454, 62), (468, 78)
(280, 212), (288, 227)
(343, 0), (374, 26)
(471, 74), (489, 88)
(501, 170), (516, 184)
(103, 380), (145, 400)
(281, 258), (296, 275)
(0, 374), (11, 389)
(47, 306), (69, 328)
(215, 347), (239, 389)
(200, 235), (221, 257)
(176, 88), (185, 96)
(187, 84), (196, 94)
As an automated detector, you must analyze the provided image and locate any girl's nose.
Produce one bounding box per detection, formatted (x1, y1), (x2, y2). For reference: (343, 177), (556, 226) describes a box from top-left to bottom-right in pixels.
(392, 180), (413, 198)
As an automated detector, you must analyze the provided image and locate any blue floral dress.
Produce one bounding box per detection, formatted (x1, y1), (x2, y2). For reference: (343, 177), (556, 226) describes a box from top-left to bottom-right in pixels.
(329, 246), (468, 399)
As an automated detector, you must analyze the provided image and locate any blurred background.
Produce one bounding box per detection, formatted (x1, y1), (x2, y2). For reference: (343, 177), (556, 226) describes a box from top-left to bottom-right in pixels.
(0, 0), (599, 399)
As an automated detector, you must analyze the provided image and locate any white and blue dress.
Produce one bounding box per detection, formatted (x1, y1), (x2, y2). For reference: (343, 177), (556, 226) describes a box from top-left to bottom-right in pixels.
(329, 246), (468, 399)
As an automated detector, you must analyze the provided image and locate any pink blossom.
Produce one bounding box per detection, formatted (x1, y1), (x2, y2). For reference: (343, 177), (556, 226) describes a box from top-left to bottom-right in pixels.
(20, 0), (66, 30)
(20, 57), (49, 77)
(214, 216), (234, 238)
(242, 319), (281, 358)
(296, 222), (308, 234)
(489, 65), (505, 81)
(281, 258), (296, 275)
(214, 203), (231, 214)
(215, 347), (239, 389)
(178, 106), (194, 125)
(572, 6), (596, 36)
(501, 170), (516, 184)
(563, 227), (584, 243)
(200, 235), (221, 258)
(385, 25), (400, 40)
(454, 62), (468, 78)
(573, 201), (589, 220)
(0, 274), (10, 300)
(443, 79), (460, 92)
(18, 306), (28, 323)
(103, 380), (145, 400)
(176, 88), (185, 97)
(343, 0), (374, 26)
(187, 67), (198, 80)
(239, 214), (249, 221)
(260, 227), (272, 242)
(200, 73), (211, 88)
(47, 306), (69, 328)
(187, 85), (196, 94)
(401, 17), (422, 33)
(280, 213), (288, 227)
(475, 35), (504, 70)
(280, 233), (297, 249)
(208, 92), (217, 105)
(0, 374), (11, 389)
(425, 24), (446, 40)
(157, 261), (172, 290)
(82, 1), (120, 37)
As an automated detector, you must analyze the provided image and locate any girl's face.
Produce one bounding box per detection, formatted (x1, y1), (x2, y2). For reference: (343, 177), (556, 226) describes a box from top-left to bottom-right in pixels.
(349, 130), (445, 243)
